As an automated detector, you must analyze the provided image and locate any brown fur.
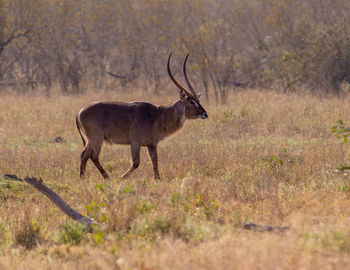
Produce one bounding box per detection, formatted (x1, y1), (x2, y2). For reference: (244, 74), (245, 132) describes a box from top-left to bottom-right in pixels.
(76, 53), (208, 179)
(76, 95), (207, 179)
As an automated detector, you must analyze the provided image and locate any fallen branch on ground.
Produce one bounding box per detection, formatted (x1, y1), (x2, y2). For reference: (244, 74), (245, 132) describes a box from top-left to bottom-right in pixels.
(2, 174), (100, 232)
(244, 222), (290, 233)
(3, 174), (23, 181)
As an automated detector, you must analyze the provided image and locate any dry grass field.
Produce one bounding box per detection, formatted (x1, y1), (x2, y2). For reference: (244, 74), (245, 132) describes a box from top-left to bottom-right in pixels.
(1, 89), (350, 269)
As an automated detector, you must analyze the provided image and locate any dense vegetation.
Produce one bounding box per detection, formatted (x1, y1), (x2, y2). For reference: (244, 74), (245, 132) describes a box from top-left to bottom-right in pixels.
(2, 0), (350, 101)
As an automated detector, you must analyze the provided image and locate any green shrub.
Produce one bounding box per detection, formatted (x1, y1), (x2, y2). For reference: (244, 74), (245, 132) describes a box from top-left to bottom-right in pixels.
(58, 221), (87, 245)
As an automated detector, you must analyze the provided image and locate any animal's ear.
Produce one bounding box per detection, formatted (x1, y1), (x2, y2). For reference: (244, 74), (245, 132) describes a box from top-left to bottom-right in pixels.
(196, 92), (201, 99)
(180, 90), (187, 101)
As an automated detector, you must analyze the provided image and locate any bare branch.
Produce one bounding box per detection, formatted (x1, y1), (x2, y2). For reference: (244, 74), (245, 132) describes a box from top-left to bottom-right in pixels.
(24, 176), (100, 232)
(0, 30), (30, 55)
(107, 71), (126, 79)
(244, 222), (290, 233)
(2, 174), (100, 232)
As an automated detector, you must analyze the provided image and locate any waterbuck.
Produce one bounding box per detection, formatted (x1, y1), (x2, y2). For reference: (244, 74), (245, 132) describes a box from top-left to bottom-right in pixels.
(76, 53), (208, 179)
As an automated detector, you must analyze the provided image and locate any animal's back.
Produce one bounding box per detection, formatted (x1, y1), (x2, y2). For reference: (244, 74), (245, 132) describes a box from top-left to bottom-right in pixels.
(78, 101), (159, 145)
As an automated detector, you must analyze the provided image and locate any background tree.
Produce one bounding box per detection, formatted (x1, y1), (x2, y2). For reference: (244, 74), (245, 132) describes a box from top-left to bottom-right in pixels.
(2, 0), (350, 100)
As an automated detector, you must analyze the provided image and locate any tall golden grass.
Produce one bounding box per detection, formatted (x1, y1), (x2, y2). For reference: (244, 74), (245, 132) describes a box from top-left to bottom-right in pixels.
(1, 89), (350, 269)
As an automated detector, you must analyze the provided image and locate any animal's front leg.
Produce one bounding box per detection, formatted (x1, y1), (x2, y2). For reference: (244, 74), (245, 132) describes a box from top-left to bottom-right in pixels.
(121, 142), (141, 178)
(147, 144), (160, 179)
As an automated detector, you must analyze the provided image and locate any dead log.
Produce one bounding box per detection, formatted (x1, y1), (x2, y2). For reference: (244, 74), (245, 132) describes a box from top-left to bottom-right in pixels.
(2, 174), (100, 232)
(3, 174), (23, 181)
(244, 222), (290, 233)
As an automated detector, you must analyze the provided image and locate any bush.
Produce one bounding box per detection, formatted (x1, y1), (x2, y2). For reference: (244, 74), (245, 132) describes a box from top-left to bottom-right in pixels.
(58, 221), (87, 245)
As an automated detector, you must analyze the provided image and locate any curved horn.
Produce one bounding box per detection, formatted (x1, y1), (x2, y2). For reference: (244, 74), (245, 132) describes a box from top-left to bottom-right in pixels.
(183, 53), (198, 101)
(167, 53), (193, 97)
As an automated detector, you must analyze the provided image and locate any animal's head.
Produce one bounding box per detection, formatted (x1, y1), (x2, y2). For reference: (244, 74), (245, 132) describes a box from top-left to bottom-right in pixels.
(167, 53), (208, 120)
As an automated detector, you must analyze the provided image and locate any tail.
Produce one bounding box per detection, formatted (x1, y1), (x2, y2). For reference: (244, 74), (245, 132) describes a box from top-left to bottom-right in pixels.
(76, 114), (86, 147)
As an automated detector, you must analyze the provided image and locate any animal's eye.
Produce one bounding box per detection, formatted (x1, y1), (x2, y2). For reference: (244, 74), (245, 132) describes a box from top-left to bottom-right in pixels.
(190, 100), (195, 105)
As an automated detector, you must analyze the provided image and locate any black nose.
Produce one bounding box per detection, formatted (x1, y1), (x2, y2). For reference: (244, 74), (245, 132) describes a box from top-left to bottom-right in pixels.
(201, 112), (208, 119)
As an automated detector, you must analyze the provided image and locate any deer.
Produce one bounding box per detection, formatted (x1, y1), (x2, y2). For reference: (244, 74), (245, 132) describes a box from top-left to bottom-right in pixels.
(76, 53), (208, 180)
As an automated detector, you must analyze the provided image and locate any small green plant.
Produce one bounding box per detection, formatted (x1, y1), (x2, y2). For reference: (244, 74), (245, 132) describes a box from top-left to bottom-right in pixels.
(104, 162), (115, 172)
(223, 172), (235, 182)
(192, 193), (220, 218)
(93, 230), (106, 245)
(58, 221), (87, 245)
(340, 184), (350, 193)
(68, 142), (79, 150)
(0, 220), (11, 248)
(138, 200), (155, 214)
(193, 193), (204, 207)
(321, 231), (350, 253)
(95, 183), (108, 195)
(0, 189), (6, 200)
(85, 200), (107, 223)
(170, 193), (180, 207)
(82, 185), (108, 245)
(263, 155), (285, 168)
(220, 109), (235, 123)
(2, 181), (30, 196)
(122, 183), (136, 195)
(332, 119), (350, 143)
(336, 164), (350, 171)
(203, 199), (220, 218)
(131, 216), (172, 239)
(332, 120), (350, 171)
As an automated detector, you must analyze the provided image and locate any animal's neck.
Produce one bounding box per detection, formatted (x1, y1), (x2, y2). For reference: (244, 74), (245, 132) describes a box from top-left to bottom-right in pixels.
(155, 100), (186, 140)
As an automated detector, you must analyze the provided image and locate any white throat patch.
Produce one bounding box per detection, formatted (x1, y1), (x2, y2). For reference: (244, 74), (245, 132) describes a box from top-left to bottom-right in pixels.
(180, 107), (186, 126)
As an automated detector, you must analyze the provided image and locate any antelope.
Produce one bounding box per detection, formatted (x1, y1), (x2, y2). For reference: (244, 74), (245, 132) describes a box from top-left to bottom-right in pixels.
(76, 53), (208, 179)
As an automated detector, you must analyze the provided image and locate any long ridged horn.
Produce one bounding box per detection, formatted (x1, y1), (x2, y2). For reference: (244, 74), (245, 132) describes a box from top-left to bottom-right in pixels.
(183, 52), (199, 101)
(167, 53), (194, 98)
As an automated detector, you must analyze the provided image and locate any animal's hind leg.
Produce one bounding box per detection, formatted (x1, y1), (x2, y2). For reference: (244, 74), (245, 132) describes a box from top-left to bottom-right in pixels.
(91, 156), (109, 179)
(90, 139), (109, 179)
(121, 142), (141, 179)
(80, 144), (92, 178)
